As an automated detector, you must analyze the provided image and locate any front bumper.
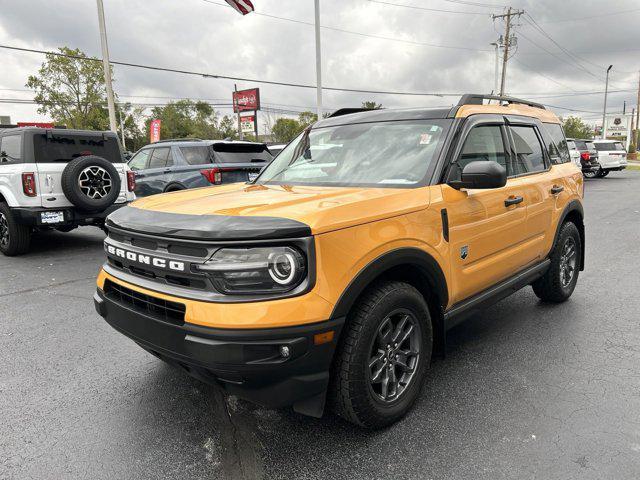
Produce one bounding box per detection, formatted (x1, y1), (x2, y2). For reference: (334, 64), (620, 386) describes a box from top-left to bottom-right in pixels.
(12, 203), (127, 227)
(94, 287), (344, 416)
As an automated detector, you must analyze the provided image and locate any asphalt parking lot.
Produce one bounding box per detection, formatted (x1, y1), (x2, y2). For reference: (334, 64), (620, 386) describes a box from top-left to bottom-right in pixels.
(2, 171), (640, 480)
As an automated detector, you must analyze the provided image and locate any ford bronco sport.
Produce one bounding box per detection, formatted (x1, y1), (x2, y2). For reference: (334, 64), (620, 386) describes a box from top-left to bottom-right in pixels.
(94, 95), (585, 428)
(0, 128), (135, 256)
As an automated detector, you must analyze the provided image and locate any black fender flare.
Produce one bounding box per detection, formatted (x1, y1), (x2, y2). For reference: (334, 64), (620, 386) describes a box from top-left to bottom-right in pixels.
(552, 200), (585, 271)
(330, 247), (449, 319)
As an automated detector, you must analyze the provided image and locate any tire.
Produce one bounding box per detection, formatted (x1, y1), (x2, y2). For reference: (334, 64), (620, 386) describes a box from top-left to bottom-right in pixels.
(0, 202), (31, 256)
(532, 221), (581, 303)
(599, 170), (610, 177)
(61, 156), (121, 212)
(583, 169), (598, 179)
(329, 281), (432, 429)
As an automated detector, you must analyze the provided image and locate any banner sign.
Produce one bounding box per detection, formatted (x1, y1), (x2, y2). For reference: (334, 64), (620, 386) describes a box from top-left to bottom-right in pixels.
(17, 122), (55, 128)
(240, 115), (255, 134)
(150, 119), (162, 143)
(233, 88), (260, 112)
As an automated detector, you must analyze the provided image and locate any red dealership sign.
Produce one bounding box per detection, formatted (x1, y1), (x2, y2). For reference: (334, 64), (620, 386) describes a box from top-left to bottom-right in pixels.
(150, 119), (161, 143)
(232, 88), (260, 112)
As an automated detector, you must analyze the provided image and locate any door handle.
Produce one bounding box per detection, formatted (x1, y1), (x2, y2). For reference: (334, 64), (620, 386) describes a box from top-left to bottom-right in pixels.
(504, 195), (524, 207)
(551, 185), (564, 194)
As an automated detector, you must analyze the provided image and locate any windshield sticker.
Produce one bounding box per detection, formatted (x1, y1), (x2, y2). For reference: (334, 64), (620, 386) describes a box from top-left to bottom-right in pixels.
(419, 133), (433, 145)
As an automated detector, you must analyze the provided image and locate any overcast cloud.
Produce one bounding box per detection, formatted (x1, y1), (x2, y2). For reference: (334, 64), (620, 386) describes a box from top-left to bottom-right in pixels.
(0, 0), (638, 130)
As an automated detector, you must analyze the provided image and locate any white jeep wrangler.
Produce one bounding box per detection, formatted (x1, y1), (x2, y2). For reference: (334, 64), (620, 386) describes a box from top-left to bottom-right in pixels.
(0, 127), (135, 256)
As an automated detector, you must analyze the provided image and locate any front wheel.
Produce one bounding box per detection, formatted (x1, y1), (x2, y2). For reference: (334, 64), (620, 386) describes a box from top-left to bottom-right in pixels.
(329, 281), (432, 429)
(533, 221), (581, 303)
(0, 203), (31, 256)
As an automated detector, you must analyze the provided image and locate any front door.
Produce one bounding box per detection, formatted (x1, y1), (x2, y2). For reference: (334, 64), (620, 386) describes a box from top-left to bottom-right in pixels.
(443, 121), (529, 305)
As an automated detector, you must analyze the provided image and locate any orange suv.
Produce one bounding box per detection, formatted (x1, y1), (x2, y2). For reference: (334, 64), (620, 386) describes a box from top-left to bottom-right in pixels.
(94, 94), (584, 429)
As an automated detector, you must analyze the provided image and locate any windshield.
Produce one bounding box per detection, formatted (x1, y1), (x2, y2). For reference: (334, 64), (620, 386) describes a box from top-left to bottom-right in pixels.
(574, 140), (587, 150)
(257, 119), (451, 187)
(585, 141), (596, 151)
(33, 133), (123, 163)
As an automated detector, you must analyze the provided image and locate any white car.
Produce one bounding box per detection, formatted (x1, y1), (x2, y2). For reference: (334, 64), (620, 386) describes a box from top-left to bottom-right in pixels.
(0, 127), (135, 256)
(592, 140), (628, 177)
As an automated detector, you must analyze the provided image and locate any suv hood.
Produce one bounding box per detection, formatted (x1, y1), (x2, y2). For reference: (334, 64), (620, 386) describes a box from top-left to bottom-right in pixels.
(109, 183), (430, 239)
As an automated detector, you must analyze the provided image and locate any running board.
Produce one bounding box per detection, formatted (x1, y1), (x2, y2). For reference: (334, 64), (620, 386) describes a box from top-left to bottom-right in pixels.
(444, 259), (550, 330)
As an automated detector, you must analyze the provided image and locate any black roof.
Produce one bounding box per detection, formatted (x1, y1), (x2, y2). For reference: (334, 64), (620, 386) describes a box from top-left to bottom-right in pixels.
(315, 107), (453, 128)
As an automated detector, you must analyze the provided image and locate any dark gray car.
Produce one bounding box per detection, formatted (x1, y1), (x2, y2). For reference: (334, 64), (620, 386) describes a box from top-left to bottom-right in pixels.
(128, 139), (273, 197)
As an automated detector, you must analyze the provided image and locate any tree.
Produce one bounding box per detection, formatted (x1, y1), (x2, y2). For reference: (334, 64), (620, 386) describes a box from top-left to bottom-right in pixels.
(271, 118), (302, 143)
(144, 100), (235, 141)
(27, 47), (112, 130)
(362, 101), (383, 110)
(298, 111), (318, 128)
(561, 116), (593, 139)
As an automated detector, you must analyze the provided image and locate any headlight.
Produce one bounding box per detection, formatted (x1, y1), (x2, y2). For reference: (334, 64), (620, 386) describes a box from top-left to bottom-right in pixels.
(197, 246), (307, 294)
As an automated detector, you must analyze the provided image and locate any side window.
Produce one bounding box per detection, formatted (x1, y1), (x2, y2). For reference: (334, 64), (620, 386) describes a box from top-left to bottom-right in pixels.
(180, 146), (212, 165)
(0, 135), (22, 163)
(510, 126), (546, 175)
(543, 123), (570, 164)
(148, 147), (170, 168)
(165, 148), (174, 167)
(128, 150), (150, 171)
(452, 125), (507, 179)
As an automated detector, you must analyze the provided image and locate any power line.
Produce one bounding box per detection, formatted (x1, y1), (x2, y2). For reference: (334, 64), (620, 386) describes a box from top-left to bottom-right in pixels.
(366, 0), (495, 15)
(202, 0), (492, 52)
(440, 0), (507, 8)
(0, 43), (464, 97)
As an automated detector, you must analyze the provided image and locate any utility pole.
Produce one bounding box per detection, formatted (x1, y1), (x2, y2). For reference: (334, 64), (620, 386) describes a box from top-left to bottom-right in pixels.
(602, 64), (613, 140)
(118, 108), (126, 150)
(96, 0), (117, 133)
(492, 7), (524, 96)
(234, 84), (243, 141)
(314, 0), (323, 119)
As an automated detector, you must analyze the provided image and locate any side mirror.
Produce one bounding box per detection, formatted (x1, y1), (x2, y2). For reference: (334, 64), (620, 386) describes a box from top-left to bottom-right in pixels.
(449, 161), (507, 190)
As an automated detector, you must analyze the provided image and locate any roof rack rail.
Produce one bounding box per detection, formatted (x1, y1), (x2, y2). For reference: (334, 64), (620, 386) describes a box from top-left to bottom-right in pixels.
(458, 94), (546, 110)
(153, 138), (205, 143)
(328, 108), (377, 118)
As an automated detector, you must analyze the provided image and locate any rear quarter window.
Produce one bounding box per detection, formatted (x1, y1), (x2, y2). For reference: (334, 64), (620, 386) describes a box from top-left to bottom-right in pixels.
(180, 146), (212, 165)
(33, 133), (123, 163)
(0, 134), (22, 164)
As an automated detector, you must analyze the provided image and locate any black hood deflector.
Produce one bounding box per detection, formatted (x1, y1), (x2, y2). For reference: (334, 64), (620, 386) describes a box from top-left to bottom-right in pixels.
(106, 206), (312, 241)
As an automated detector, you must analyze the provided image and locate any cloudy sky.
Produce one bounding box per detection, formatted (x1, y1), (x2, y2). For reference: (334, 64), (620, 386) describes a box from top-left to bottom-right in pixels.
(0, 0), (638, 131)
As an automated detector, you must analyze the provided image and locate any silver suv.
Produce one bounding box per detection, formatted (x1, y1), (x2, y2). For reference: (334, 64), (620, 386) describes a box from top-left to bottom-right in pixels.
(0, 128), (135, 256)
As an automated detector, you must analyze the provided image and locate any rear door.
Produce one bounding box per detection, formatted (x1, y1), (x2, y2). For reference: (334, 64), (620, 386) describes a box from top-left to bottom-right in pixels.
(137, 147), (173, 196)
(172, 145), (214, 189)
(33, 131), (127, 208)
(507, 120), (561, 263)
(212, 143), (273, 183)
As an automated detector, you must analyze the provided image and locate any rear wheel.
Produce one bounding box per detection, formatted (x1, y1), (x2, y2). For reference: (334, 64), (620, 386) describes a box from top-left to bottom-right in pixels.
(329, 281), (432, 429)
(583, 169), (598, 179)
(532, 221), (581, 303)
(0, 203), (31, 256)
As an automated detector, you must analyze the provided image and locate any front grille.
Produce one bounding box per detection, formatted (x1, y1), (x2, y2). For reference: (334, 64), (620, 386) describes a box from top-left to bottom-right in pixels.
(104, 279), (186, 325)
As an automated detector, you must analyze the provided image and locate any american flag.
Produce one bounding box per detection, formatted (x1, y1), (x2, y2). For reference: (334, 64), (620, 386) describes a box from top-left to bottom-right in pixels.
(225, 0), (254, 15)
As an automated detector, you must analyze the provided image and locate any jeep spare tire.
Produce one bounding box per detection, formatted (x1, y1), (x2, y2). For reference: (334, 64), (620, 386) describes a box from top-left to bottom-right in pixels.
(61, 156), (121, 212)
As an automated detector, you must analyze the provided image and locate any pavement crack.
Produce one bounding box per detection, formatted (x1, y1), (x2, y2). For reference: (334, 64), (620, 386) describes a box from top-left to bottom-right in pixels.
(206, 384), (264, 480)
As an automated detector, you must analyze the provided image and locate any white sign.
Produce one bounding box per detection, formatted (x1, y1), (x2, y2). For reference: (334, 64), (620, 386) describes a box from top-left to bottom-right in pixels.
(604, 114), (631, 137)
(240, 115), (255, 134)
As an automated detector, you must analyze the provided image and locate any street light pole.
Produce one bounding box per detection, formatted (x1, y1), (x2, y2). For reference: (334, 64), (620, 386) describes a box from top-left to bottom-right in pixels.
(490, 40), (500, 94)
(602, 64), (613, 139)
(96, 0), (117, 133)
(314, 0), (323, 120)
